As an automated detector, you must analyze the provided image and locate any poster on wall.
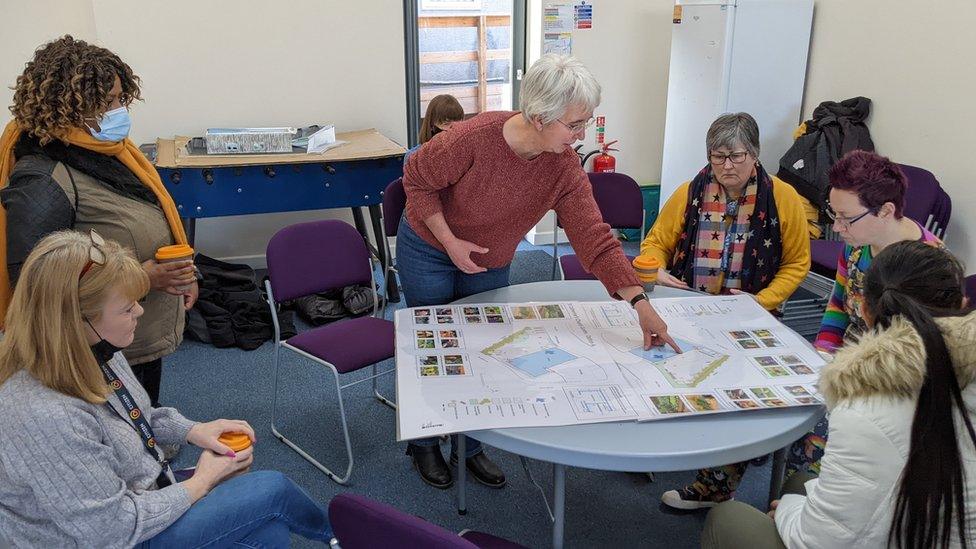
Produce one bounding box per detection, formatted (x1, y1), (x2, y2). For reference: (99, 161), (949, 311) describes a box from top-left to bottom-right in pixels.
(544, 3), (574, 54)
(544, 32), (572, 55)
(575, 1), (592, 29)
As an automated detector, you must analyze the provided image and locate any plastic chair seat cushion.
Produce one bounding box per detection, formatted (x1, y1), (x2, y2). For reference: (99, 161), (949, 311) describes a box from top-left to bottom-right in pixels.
(285, 316), (394, 373)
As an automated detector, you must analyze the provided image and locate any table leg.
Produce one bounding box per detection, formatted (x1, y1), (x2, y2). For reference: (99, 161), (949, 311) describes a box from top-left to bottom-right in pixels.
(457, 434), (467, 515)
(367, 204), (399, 302)
(552, 463), (565, 549)
(768, 447), (787, 504)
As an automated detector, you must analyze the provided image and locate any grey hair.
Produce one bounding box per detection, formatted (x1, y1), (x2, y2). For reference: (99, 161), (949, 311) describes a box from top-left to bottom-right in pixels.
(706, 112), (761, 158)
(519, 54), (601, 125)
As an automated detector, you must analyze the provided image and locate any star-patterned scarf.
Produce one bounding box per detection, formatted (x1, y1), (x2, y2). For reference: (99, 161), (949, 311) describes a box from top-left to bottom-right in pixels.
(670, 163), (782, 295)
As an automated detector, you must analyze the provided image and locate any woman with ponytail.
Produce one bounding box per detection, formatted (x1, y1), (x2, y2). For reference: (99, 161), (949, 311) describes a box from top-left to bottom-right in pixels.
(702, 239), (976, 548)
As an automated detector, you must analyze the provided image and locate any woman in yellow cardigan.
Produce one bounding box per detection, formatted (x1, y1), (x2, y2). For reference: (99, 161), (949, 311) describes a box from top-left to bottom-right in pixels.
(640, 113), (810, 509)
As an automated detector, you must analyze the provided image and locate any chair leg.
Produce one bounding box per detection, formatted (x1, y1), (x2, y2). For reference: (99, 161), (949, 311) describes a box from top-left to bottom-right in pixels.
(270, 348), (356, 485)
(372, 364), (397, 410)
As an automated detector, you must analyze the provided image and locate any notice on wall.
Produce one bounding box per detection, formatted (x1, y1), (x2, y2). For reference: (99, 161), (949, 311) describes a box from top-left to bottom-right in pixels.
(544, 4), (574, 54)
(575, 1), (592, 29)
(544, 4), (573, 32)
(544, 32), (573, 55)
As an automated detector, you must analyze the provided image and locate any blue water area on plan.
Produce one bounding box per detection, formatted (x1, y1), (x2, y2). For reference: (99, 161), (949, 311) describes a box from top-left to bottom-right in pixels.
(629, 338), (699, 362)
(511, 348), (576, 377)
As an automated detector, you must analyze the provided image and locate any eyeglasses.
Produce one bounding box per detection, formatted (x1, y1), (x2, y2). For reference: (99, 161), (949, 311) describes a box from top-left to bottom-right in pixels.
(555, 117), (595, 134)
(709, 151), (750, 165)
(79, 229), (106, 280)
(825, 205), (878, 229)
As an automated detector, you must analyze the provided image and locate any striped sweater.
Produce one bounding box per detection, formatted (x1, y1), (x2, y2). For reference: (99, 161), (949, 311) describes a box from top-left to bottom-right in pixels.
(813, 223), (943, 352)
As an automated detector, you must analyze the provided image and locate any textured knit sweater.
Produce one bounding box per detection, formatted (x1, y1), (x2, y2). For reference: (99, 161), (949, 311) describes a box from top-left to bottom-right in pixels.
(0, 353), (196, 548)
(403, 110), (640, 296)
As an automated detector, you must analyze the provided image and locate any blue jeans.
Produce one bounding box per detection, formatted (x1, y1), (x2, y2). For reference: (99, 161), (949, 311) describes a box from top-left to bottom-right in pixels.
(397, 217), (510, 458)
(140, 470), (331, 548)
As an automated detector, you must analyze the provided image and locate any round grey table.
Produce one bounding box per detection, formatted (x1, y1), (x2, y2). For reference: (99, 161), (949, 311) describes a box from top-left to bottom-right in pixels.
(453, 281), (825, 549)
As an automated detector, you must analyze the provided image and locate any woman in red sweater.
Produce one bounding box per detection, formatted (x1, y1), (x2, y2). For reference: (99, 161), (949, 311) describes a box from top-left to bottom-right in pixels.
(400, 54), (677, 490)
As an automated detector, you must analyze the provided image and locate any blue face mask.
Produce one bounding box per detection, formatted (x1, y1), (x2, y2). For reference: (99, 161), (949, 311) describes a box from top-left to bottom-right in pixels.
(89, 106), (131, 142)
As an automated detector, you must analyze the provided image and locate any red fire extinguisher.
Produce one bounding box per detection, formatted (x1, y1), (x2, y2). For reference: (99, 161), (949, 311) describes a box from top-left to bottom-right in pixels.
(592, 140), (618, 173)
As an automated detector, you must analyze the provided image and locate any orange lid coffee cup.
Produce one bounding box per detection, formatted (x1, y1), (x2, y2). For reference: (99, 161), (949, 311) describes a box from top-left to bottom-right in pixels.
(156, 244), (195, 291)
(632, 255), (660, 283)
(218, 432), (253, 452)
(155, 244), (194, 263)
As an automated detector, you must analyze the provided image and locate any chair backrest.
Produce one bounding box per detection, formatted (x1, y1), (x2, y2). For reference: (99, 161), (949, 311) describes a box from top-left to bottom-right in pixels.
(966, 274), (976, 301)
(329, 493), (478, 548)
(557, 172), (644, 229)
(383, 177), (406, 237)
(898, 163), (947, 233)
(932, 185), (952, 237)
(823, 162), (952, 241)
(266, 220), (372, 303)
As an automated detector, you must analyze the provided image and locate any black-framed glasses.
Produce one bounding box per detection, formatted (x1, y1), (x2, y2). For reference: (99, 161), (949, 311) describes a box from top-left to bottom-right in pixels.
(555, 117), (595, 133)
(709, 151), (750, 165)
(825, 205), (878, 229)
(79, 229), (106, 280)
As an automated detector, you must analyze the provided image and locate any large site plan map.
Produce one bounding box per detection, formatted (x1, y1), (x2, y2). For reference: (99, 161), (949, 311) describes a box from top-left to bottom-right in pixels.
(395, 295), (826, 440)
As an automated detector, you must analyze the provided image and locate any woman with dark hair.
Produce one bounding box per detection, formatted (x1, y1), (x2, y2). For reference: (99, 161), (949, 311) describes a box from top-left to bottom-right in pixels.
(649, 112), (811, 509)
(702, 240), (976, 548)
(0, 35), (196, 407)
(814, 149), (944, 352)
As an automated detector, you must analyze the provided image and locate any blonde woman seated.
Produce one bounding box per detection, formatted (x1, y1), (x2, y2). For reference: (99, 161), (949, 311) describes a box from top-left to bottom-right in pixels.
(0, 231), (331, 547)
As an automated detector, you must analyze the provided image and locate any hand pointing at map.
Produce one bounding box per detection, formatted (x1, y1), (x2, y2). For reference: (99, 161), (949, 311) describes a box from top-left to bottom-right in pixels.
(636, 299), (681, 353)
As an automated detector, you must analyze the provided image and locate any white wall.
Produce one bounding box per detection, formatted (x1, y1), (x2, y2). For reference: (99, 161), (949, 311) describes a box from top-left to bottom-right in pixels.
(0, 0), (97, 111)
(525, 0), (673, 245)
(801, 0), (976, 268)
(2, 0), (406, 266)
(529, 0), (673, 186)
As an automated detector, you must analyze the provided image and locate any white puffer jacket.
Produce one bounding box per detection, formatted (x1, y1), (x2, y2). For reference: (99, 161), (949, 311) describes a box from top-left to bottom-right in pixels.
(775, 312), (976, 548)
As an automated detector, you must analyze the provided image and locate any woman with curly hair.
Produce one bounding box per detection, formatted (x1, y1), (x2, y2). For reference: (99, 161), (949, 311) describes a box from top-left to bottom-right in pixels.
(0, 35), (195, 407)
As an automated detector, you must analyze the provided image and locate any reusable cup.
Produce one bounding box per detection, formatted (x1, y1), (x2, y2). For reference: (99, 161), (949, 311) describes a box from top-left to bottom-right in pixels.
(632, 255), (660, 293)
(217, 432), (253, 452)
(155, 244), (195, 292)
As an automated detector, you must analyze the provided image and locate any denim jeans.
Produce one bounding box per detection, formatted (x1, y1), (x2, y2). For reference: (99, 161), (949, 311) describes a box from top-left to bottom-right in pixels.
(397, 217), (511, 458)
(139, 470), (332, 548)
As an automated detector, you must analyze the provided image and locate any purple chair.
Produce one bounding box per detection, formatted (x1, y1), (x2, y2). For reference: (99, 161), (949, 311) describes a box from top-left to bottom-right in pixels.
(265, 220), (395, 484)
(380, 178), (406, 300)
(966, 274), (976, 302)
(382, 178), (406, 239)
(553, 172), (644, 280)
(329, 493), (527, 548)
(810, 162), (952, 276)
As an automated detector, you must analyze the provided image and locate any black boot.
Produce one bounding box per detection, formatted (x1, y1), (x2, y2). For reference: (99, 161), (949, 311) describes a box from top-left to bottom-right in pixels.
(407, 444), (453, 489)
(450, 451), (506, 488)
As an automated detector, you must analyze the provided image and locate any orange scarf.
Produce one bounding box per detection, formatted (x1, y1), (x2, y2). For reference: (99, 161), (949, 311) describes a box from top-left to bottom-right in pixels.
(0, 120), (187, 323)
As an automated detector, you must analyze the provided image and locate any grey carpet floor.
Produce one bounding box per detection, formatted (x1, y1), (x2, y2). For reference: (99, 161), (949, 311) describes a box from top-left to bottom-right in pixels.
(164, 242), (776, 548)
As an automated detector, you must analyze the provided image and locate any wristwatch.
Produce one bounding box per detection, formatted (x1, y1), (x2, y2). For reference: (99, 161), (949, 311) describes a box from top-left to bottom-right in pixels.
(629, 292), (649, 308)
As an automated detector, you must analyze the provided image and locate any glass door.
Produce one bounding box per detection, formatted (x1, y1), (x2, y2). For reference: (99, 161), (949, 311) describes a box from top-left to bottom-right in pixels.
(405, 0), (527, 147)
